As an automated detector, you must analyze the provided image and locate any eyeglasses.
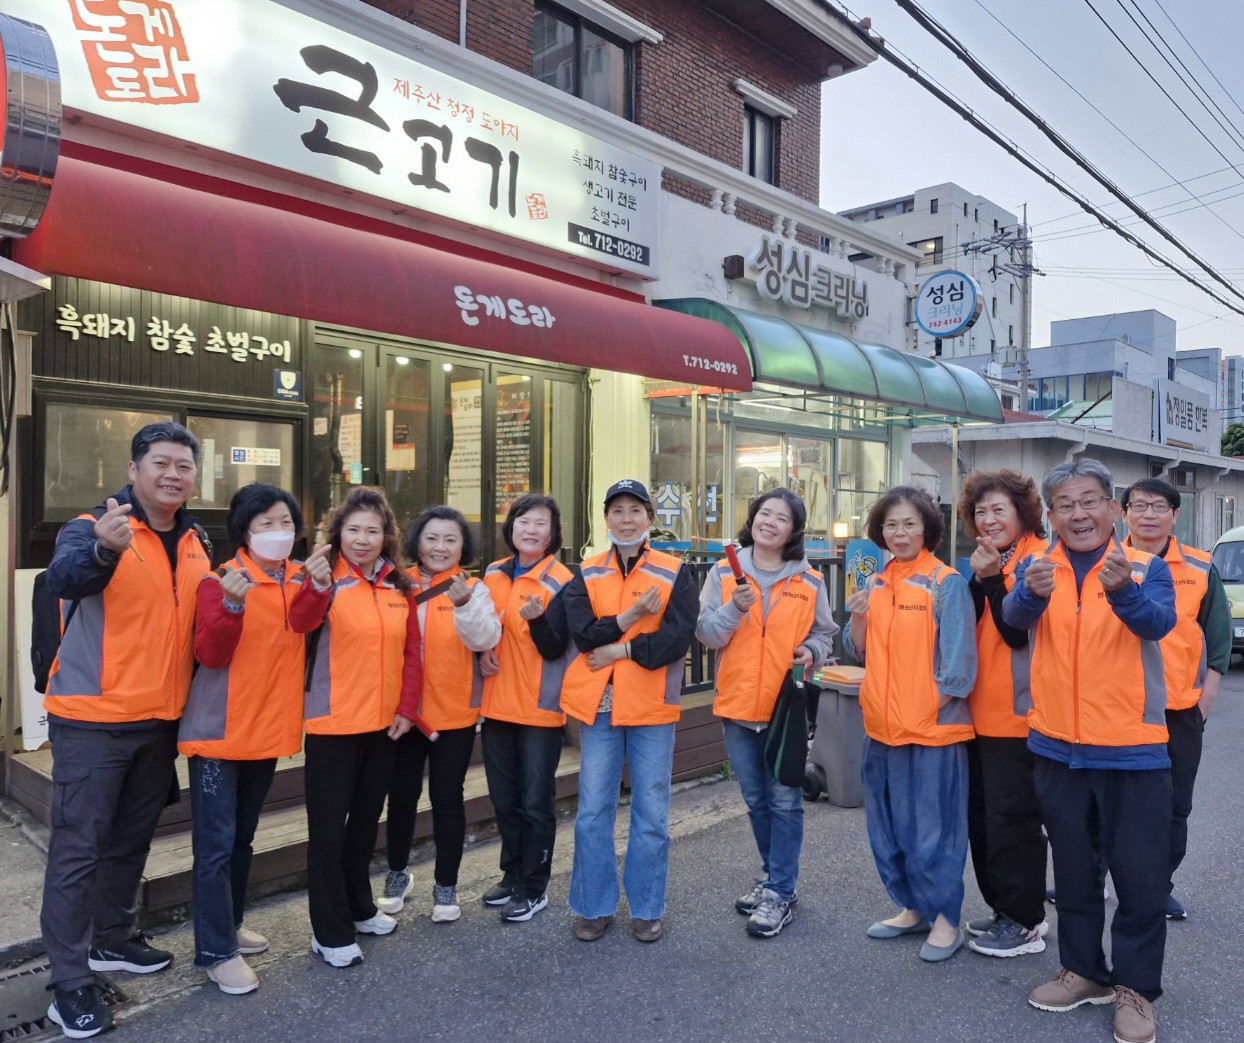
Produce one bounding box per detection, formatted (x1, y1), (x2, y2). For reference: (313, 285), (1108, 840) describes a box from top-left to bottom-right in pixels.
(881, 520), (924, 534)
(1050, 495), (1108, 515)
(1125, 499), (1173, 515)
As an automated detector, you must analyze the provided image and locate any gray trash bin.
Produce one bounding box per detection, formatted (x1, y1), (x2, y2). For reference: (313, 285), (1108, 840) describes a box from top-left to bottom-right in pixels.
(805, 665), (866, 808)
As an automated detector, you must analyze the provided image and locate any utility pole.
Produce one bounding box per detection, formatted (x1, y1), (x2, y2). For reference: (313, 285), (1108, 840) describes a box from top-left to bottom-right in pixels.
(1019, 203), (1032, 412)
(961, 209), (1041, 413)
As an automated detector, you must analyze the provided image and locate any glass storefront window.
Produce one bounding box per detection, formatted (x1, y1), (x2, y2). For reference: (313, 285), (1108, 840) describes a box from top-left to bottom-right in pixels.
(189, 415), (296, 510)
(734, 428), (784, 533)
(649, 411), (725, 544)
(836, 438), (887, 538)
(443, 363), (486, 552)
(496, 373), (535, 524)
(383, 354), (432, 529)
(310, 344), (366, 529)
(42, 402), (174, 519)
(543, 378), (584, 558)
(787, 438), (831, 537)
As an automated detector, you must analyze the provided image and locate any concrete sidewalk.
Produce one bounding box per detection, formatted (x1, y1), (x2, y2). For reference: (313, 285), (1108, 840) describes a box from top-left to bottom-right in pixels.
(5, 672), (1244, 1042)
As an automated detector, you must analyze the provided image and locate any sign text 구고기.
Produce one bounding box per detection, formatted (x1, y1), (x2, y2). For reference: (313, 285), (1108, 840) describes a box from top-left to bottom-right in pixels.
(9, 0), (661, 276)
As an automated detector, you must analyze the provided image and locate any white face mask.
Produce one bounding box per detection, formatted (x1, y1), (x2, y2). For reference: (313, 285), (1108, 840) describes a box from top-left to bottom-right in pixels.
(248, 529), (295, 562)
(607, 532), (647, 552)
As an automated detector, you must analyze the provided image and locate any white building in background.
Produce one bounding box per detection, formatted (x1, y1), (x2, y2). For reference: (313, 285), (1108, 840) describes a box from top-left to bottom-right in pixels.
(912, 308), (1244, 555)
(1221, 354), (1244, 427)
(837, 182), (1026, 360)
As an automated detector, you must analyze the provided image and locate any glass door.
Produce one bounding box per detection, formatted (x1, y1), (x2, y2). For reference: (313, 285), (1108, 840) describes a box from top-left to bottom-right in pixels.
(309, 341), (373, 532)
(381, 352), (433, 530)
(442, 361), (488, 556)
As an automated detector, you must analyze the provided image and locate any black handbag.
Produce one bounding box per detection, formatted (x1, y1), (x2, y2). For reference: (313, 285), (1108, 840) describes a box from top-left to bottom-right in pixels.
(763, 666), (810, 788)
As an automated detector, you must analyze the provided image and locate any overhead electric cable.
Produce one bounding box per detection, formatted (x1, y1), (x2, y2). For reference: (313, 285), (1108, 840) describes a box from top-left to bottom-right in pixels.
(889, 0), (1244, 304)
(1150, 0), (1244, 125)
(1079, 0), (1244, 174)
(1111, 0), (1244, 155)
(966, 0), (1244, 245)
(811, 1), (1244, 319)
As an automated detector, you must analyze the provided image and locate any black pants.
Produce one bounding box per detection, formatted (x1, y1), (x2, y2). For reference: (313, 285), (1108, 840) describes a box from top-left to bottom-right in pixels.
(966, 736), (1047, 929)
(1034, 755), (1171, 1002)
(41, 719), (180, 990)
(304, 730), (395, 948)
(1166, 706), (1205, 892)
(386, 725), (477, 884)
(480, 718), (563, 901)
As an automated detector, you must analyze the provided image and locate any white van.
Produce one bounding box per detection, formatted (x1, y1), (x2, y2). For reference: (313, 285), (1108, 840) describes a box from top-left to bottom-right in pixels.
(1210, 525), (1244, 655)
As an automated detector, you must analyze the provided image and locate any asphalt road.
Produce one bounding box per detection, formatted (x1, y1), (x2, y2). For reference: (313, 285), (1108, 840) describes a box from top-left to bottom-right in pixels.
(107, 670), (1244, 1043)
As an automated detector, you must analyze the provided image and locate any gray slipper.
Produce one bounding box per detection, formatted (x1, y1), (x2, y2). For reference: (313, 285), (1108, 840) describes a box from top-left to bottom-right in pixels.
(920, 929), (965, 962)
(867, 918), (931, 939)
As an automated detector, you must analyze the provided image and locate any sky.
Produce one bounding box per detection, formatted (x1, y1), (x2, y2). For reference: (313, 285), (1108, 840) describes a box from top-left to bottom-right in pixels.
(817, 0), (1244, 356)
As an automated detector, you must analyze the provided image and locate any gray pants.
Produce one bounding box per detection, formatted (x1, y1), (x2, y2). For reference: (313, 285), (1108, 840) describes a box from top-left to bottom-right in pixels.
(41, 718), (179, 990)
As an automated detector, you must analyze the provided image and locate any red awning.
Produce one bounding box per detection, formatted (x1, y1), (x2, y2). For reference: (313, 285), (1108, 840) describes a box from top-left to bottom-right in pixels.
(13, 153), (752, 391)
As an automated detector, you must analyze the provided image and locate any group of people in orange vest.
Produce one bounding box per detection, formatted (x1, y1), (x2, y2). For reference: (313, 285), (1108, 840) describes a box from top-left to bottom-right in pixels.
(843, 459), (1226, 1043)
(37, 422), (1220, 1043)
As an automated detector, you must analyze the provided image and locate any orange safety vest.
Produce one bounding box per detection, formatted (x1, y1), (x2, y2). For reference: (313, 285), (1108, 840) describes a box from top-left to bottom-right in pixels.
(968, 532), (1048, 739)
(561, 546), (685, 727)
(46, 516), (211, 723)
(304, 557), (411, 735)
(180, 550), (307, 760)
(480, 555), (573, 728)
(857, 549), (975, 747)
(712, 563), (823, 723)
(1028, 540), (1169, 747)
(410, 566), (484, 732)
(1126, 535), (1211, 711)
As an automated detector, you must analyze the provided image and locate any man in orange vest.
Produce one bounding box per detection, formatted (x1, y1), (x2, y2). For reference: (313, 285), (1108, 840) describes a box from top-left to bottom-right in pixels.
(39, 422), (211, 1039)
(1120, 478), (1230, 922)
(1004, 459), (1176, 1043)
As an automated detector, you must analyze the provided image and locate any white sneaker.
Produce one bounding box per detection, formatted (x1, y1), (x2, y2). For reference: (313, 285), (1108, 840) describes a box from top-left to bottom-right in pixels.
(310, 937), (363, 968)
(354, 911), (398, 935)
(377, 868), (415, 915)
(431, 884), (461, 924)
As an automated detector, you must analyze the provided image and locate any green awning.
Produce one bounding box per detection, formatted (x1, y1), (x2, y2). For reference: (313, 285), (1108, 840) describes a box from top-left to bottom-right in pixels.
(654, 298), (1003, 424)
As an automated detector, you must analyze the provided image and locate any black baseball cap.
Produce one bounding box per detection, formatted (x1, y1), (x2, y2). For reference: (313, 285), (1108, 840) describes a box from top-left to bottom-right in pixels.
(604, 479), (652, 507)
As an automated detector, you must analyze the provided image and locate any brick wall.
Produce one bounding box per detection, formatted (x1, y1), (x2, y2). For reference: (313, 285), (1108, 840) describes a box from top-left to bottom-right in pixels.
(362, 1), (531, 71)
(615, 0), (821, 203)
(362, 1), (822, 204)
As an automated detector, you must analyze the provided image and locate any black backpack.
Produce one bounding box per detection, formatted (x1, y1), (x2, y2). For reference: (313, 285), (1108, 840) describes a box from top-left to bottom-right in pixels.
(31, 512), (212, 694)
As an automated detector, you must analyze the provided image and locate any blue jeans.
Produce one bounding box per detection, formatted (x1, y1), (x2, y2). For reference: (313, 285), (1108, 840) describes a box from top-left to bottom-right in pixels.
(862, 738), (968, 926)
(722, 720), (804, 902)
(189, 757), (277, 967)
(569, 713), (676, 921)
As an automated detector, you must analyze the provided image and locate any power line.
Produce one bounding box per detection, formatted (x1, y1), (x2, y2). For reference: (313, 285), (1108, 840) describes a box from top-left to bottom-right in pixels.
(810, 1), (1244, 319)
(889, 0), (1244, 305)
(966, 0), (1244, 246)
(1041, 181), (1244, 243)
(1149, 0), (1244, 127)
(1030, 164), (1240, 229)
(1079, 0), (1244, 176)
(1111, 0), (1244, 156)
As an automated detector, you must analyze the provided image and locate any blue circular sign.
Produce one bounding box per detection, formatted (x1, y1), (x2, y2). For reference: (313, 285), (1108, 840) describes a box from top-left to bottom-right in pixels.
(914, 270), (983, 338)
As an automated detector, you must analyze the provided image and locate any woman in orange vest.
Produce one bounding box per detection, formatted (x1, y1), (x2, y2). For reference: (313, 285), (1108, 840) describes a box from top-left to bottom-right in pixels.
(476, 495), (573, 924)
(377, 506), (500, 924)
(696, 489), (836, 940)
(843, 486), (977, 962)
(956, 470), (1050, 959)
(298, 487), (430, 969)
(182, 484), (332, 994)
(562, 480), (698, 945)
